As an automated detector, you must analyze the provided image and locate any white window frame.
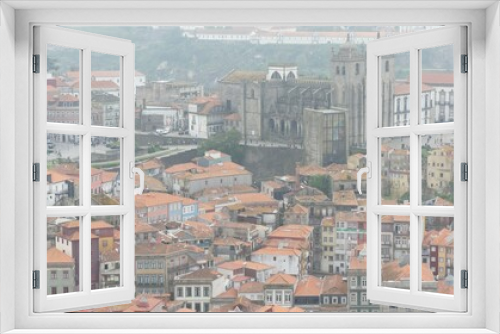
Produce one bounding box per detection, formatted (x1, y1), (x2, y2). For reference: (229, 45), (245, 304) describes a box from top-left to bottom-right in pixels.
(32, 25), (136, 313)
(1, 2), (497, 333)
(366, 25), (467, 312)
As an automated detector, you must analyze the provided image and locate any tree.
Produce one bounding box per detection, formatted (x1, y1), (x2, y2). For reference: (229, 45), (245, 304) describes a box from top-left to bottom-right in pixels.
(308, 174), (332, 198)
(197, 129), (246, 164)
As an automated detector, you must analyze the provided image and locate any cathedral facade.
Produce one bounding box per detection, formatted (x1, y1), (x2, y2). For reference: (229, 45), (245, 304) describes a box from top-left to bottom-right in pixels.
(217, 38), (395, 165)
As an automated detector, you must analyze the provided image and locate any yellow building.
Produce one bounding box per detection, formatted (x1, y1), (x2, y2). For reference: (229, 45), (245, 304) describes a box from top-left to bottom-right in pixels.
(427, 145), (454, 193)
(320, 217), (336, 274)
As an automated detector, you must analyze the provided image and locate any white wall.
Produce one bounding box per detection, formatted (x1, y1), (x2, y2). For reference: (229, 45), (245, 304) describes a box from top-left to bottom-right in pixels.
(0, 2), (16, 332)
(485, 3), (500, 332)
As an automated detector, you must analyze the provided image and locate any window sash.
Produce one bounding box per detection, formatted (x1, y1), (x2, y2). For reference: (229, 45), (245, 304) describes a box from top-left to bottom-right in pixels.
(366, 25), (467, 312)
(32, 25), (136, 312)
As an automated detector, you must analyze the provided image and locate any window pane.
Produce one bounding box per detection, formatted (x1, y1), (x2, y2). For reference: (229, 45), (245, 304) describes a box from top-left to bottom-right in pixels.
(47, 44), (80, 124)
(49, 217), (80, 294)
(380, 52), (410, 127)
(421, 216), (454, 295)
(91, 52), (121, 127)
(421, 133), (454, 206)
(381, 137), (410, 205)
(91, 136), (121, 205)
(420, 45), (454, 124)
(47, 133), (80, 206)
(91, 216), (121, 290)
(380, 215), (410, 290)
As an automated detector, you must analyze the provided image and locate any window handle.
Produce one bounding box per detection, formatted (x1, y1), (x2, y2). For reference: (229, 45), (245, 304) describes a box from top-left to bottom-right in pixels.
(357, 162), (371, 195)
(130, 162), (145, 195)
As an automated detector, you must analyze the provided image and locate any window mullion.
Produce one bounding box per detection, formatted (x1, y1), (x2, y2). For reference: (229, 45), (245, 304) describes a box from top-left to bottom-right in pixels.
(409, 47), (420, 294)
(82, 48), (92, 295)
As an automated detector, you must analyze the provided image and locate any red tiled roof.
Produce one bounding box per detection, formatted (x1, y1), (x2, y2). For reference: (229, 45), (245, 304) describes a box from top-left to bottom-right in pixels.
(47, 247), (74, 264)
(421, 71), (454, 85)
(294, 275), (322, 297)
(239, 281), (265, 294)
(265, 273), (297, 285)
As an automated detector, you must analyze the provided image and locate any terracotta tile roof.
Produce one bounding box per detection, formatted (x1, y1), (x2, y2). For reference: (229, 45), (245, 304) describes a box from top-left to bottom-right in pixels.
(47, 170), (79, 184)
(139, 176), (166, 192)
(220, 70), (267, 83)
(268, 224), (313, 240)
(210, 296), (262, 313)
(421, 71), (454, 85)
(137, 159), (163, 171)
(90, 220), (115, 230)
(330, 169), (359, 182)
(430, 228), (453, 247)
(217, 260), (273, 272)
(175, 307), (195, 312)
(164, 162), (202, 174)
(287, 204), (309, 214)
(296, 164), (329, 176)
(320, 275), (347, 295)
(101, 171), (118, 183)
(178, 268), (222, 281)
(72, 80), (119, 89)
(294, 275), (322, 297)
(135, 242), (204, 256)
(335, 211), (366, 223)
(349, 256), (367, 271)
(224, 113), (241, 121)
(189, 169), (251, 181)
(239, 281), (265, 294)
(198, 211), (229, 223)
(229, 193), (277, 205)
(215, 287), (239, 299)
(135, 223), (161, 234)
(434, 196), (453, 206)
(382, 262), (435, 282)
(47, 247), (74, 264)
(265, 273), (297, 285)
(262, 180), (285, 189)
(100, 249), (120, 262)
(123, 295), (164, 313)
(333, 190), (358, 207)
(252, 247), (301, 257)
(437, 280), (454, 295)
(231, 275), (251, 283)
(394, 82), (433, 96)
(135, 192), (183, 208)
(64, 230), (99, 241)
(258, 305), (305, 313)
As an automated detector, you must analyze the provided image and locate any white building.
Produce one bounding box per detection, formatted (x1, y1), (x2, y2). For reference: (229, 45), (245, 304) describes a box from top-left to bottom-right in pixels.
(251, 247), (302, 276)
(173, 268), (228, 312)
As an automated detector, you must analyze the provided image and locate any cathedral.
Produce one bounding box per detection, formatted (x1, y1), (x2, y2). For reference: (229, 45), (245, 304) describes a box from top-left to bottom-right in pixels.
(217, 37), (395, 165)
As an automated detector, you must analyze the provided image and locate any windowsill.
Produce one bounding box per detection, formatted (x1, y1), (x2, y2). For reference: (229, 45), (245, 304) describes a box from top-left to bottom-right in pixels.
(3, 329), (498, 334)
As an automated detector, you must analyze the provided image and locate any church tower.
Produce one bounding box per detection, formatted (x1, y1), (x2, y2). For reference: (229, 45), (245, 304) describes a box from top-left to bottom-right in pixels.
(331, 33), (366, 152)
(331, 32), (395, 153)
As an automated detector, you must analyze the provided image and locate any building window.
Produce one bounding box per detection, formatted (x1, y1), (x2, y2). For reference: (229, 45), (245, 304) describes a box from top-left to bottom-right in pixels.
(177, 287), (184, 298)
(186, 287), (192, 297)
(203, 287), (210, 297)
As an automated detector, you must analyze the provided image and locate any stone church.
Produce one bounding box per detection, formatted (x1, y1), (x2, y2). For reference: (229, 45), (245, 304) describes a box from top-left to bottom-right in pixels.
(217, 37), (395, 165)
